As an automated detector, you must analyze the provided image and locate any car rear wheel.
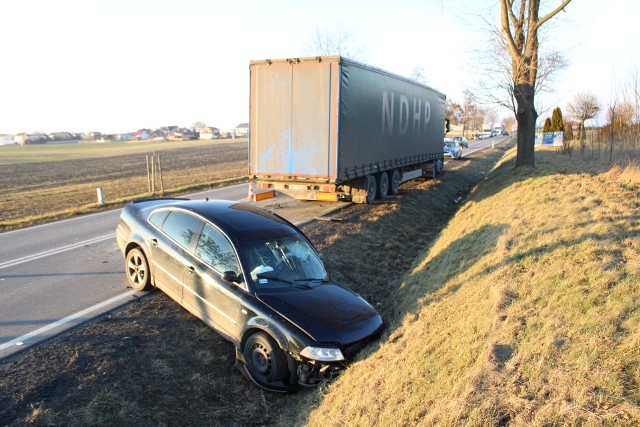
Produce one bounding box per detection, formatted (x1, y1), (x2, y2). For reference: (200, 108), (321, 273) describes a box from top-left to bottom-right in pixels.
(125, 247), (151, 291)
(244, 332), (288, 385)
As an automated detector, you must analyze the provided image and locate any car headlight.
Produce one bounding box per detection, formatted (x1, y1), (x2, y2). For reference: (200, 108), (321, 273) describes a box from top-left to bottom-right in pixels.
(300, 346), (345, 362)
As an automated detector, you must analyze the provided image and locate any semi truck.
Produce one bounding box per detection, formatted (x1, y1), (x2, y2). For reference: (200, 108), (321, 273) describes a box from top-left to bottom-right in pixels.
(249, 56), (446, 204)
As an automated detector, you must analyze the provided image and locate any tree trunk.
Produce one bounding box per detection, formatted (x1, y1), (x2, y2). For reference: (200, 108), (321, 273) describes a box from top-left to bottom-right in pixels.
(514, 83), (537, 167)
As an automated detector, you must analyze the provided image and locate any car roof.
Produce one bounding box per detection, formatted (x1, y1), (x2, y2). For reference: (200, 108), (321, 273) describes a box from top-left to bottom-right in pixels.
(141, 199), (296, 241)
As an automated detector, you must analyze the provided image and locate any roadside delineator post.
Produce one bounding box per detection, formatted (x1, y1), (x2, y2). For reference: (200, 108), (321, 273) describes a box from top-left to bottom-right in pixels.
(247, 183), (255, 201)
(97, 188), (105, 206)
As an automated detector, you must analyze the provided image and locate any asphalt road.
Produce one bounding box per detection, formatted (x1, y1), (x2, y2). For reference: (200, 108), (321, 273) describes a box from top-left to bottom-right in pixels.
(0, 184), (268, 359)
(459, 135), (506, 157)
(0, 135), (508, 360)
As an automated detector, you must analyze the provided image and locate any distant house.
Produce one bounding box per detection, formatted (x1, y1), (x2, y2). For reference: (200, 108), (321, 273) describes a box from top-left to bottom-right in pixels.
(25, 134), (50, 144)
(168, 128), (196, 140)
(160, 126), (179, 135)
(200, 127), (220, 139)
(86, 132), (103, 141)
(234, 123), (249, 138)
(132, 130), (151, 140)
(49, 132), (77, 142)
(114, 133), (133, 141)
(0, 134), (16, 145)
(219, 129), (234, 139)
(14, 133), (28, 144)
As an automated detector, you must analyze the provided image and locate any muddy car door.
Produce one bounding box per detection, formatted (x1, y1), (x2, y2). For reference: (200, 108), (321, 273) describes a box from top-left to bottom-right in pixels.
(150, 210), (204, 302)
(182, 223), (246, 339)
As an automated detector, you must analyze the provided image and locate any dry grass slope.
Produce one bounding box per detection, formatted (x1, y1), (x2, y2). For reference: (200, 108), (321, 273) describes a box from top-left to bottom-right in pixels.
(303, 148), (640, 426)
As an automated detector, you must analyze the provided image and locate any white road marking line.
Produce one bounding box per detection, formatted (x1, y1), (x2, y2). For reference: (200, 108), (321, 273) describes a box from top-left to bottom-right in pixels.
(0, 290), (136, 352)
(0, 210), (121, 236)
(0, 233), (115, 270)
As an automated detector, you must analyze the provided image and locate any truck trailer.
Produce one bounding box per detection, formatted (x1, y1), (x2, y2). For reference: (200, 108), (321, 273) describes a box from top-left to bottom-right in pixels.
(249, 56), (446, 204)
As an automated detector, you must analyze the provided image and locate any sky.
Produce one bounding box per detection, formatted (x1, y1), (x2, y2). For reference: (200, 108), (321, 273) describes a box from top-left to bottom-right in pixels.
(0, 0), (637, 135)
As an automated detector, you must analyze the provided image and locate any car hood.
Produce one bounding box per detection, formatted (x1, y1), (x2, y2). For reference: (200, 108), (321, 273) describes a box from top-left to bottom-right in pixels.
(257, 283), (382, 345)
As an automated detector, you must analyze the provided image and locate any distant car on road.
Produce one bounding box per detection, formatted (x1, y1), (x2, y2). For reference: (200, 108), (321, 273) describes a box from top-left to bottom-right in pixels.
(116, 199), (383, 392)
(453, 136), (469, 148)
(444, 138), (462, 159)
(501, 130), (509, 136)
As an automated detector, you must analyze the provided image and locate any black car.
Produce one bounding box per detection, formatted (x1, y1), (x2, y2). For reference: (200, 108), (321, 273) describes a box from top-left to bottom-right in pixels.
(116, 199), (383, 391)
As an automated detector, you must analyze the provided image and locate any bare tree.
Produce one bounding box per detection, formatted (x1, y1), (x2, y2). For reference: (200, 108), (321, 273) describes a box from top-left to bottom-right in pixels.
(306, 26), (367, 61)
(502, 115), (517, 131)
(463, 90), (481, 137)
(606, 95), (618, 164)
(476, 20), (565, 119)
(569, 92), (600, 151)
(607, 97), (635, 155)
(486, 110), (498, 129)
(446, 100), (464, 126)
(623, 67), (640, 151)
(409, 67), (428, 85)
(498, 0), (573, 167)
(192, 121), (207, 132)
(628, 67), (640, 124)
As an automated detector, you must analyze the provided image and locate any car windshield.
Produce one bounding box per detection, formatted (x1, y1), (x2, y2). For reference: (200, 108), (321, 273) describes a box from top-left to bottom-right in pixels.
(239, 234), (328, 290)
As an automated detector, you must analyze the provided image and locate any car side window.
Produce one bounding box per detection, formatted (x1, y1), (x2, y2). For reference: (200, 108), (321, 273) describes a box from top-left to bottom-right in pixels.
(149, 210), (170, 229)
(161, 211), (205, 250)
(195, 224), (239, 274)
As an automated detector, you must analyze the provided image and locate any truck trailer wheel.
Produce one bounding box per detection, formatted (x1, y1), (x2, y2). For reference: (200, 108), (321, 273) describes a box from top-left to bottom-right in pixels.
(390, 169), (401, 195)
(366, 175), (377, 204)
(378, 172), (389, 198)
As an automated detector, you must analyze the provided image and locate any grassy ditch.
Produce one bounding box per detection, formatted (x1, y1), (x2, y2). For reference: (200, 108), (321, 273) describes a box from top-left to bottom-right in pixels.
(299, 147), (640, 426)
(0, 140), (247, 231)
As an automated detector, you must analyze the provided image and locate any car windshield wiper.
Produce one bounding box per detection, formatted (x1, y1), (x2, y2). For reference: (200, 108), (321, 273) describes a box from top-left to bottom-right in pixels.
(257, 274), (312, 289)
(294, 278), (329, 285)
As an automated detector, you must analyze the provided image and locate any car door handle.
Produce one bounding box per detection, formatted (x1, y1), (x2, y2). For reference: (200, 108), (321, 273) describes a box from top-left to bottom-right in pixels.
(187, 266), (195, 274)
(151, 239), (158, 246)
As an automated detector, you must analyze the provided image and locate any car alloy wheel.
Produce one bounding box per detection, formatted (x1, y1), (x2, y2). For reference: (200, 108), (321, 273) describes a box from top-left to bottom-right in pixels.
(126, 248), (151, 291)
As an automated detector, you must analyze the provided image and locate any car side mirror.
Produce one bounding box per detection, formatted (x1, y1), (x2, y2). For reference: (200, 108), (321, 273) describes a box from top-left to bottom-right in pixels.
(222, 271), (241, 283)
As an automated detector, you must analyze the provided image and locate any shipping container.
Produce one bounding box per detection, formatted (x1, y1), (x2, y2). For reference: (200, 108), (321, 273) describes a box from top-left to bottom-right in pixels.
(249, 56), (446, 203)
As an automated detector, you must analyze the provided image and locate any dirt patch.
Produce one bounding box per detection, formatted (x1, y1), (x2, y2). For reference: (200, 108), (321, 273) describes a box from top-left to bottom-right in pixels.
(0, 148), (508, 426)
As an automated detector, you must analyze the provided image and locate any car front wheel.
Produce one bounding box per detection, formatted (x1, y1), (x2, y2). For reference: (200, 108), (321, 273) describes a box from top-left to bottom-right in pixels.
(244, 332), (288, 386)
(125, 247), (151, 291)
